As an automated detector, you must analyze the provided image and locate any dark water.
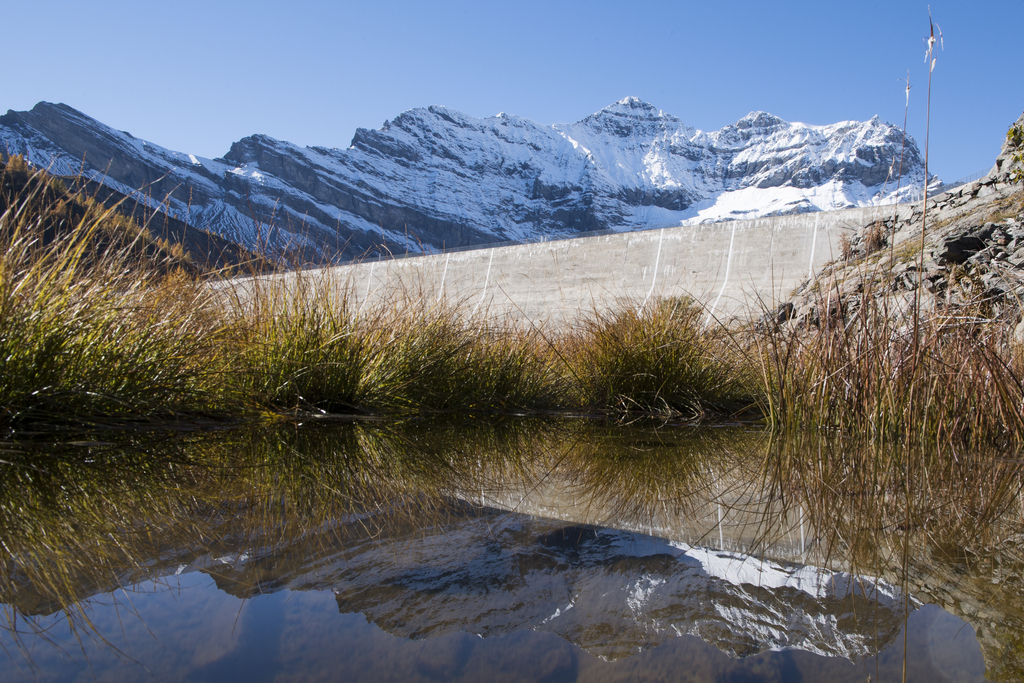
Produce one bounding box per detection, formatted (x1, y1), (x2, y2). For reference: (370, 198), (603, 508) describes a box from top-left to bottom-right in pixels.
(0, 420), (1017, 681)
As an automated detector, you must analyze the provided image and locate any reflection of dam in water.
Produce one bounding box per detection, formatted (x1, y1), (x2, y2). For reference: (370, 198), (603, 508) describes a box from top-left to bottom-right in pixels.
(295, 204), (914, 326)
(465, 469), (816, 564)
(452, 452), (1004, 677)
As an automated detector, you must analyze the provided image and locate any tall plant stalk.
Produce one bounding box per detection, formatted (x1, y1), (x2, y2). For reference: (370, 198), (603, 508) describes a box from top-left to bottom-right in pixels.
(914, 11), (942, 360)
(905, 14), (941, 682)
(890, 70), (911, 259)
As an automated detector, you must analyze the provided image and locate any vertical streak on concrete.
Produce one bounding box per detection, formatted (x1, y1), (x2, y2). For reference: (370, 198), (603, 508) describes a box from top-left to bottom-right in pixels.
(360, 262), (375, 312)
(717, 503), (724, 550)
(472, 248), (495, 315)
(714, 473), (724, 550)
(437, 253), (450, 302)
(808, 213), (819, 281)
(640, 228), (665, 312)
(705, 223), (737, 326)
(799, 505), (806, 560)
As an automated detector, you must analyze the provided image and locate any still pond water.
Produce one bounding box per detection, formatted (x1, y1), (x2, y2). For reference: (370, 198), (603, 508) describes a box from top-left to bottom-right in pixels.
(0, 420), (1017, 681)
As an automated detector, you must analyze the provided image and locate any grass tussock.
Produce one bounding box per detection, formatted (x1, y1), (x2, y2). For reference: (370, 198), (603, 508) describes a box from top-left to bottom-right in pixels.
(755, 284), (1024, 448)
(222, 284), (753, 420)
(225, 274), (560, 415)
(564, 298), (752, 419)
(0, 158), (231, 429)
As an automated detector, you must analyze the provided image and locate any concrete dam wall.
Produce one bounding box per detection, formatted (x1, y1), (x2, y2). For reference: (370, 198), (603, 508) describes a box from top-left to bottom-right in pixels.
(296, 203), (915, 328)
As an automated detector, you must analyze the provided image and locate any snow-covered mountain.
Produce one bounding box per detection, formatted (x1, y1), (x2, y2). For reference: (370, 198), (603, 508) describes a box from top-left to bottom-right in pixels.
(0, 98), (934, 262)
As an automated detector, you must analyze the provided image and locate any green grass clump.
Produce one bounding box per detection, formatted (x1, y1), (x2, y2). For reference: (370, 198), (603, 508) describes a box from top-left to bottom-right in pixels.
(228, 273), (369, 413)
(227, 284), (752, 420)
(0, 161), (231, 429)
(359, 313), (558, 413)
(564, 298), (752, 419)
(226, 276), (560, 415)
(455, 326), (560, 411)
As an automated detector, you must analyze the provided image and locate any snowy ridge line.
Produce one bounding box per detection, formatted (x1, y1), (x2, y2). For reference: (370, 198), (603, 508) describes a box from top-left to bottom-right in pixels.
(666, 541), (908, 606)
(1, 98), (935, 263)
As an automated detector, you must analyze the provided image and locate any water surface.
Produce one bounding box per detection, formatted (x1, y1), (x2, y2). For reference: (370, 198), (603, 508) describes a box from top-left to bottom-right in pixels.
(0, 420), (1017, 681)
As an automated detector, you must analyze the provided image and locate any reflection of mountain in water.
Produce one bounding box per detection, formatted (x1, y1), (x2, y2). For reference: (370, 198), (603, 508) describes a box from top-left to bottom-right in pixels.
(322, 510), (909, 662)
(8, 503), (908, 663)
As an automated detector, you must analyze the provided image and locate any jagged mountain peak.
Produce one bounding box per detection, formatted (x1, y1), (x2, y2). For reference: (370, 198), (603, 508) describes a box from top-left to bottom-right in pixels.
(3, 102), (93, 138)
(735, 111), (786, 129)
(599, 96), (664, 115)
(573, 97), (683, 138)
(26, 101), (84, 119)
(221, 133), (287, 165)
(384, 104), (480, 133)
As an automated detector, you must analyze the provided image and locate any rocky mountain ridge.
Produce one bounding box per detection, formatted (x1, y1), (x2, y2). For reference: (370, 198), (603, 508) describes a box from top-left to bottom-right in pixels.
(1, 98), (933, 263)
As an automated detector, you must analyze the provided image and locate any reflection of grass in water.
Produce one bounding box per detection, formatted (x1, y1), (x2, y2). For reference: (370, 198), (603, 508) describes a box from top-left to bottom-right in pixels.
(550, 423), (766, 525)
(2, 421), (1020, 598)
(3, 420), (753, 625)
(1, 421), (1023, 677)
(0, 420), (562, 616)
(760, 432), (1023, 568)
(0, 434), (218, 668)
(0, 423), (495, 669)
(759, 431), (1024, 682)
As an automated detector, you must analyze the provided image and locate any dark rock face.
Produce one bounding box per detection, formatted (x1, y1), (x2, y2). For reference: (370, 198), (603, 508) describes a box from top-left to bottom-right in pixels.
(0, 99), (931, 263)
(575, 97), (684, 138)
(2, 104), (207, 207)
(938, 234), (987, 264)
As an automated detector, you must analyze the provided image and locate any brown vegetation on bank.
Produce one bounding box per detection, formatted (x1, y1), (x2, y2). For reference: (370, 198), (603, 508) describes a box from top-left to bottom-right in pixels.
(3, 140), (1024, 453)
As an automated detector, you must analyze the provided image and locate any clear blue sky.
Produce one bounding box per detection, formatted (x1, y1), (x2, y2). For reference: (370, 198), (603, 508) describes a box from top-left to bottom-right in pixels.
(5, 1), (1022, 183)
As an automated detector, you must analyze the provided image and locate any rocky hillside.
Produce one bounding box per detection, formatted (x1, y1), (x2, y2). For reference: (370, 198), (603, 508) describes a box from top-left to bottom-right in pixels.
(0, 99), (934, 264)
(774, 112), (1024, 331)
(0, 154), (271, 274)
